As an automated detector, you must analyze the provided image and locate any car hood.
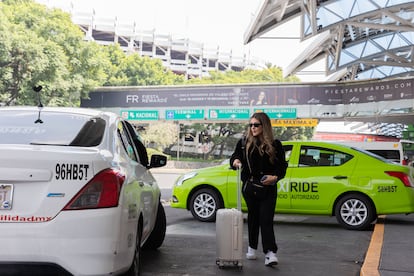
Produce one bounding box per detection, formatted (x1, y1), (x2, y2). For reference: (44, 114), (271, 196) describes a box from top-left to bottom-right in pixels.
(189, 163), (230, 175)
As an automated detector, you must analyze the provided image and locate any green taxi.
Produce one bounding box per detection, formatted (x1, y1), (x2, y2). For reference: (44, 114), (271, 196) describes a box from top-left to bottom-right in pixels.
(171, 141), (414, 230)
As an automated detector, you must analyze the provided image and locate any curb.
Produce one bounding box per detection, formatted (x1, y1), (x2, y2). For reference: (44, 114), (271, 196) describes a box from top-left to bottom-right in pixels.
(150, 168), (191, 174)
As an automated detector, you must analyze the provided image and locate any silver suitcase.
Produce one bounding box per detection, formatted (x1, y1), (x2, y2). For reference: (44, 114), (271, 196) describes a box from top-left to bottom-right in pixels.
(216, 168), (243, 269)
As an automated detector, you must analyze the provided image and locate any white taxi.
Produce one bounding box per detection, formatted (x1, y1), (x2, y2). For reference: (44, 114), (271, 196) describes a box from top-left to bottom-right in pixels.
(0, 106), (167, 275)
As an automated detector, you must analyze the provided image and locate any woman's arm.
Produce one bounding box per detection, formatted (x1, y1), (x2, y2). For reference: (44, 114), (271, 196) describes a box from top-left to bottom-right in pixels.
(230, 138), (244, 169)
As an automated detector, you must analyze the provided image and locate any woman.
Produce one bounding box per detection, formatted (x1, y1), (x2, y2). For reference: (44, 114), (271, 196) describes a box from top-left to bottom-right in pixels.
(230, 112), (287, 267)
(250, 91), (268, 106)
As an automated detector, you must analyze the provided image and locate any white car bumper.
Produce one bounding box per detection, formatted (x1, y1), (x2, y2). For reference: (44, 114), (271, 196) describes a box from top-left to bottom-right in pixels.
(0, 207), (135, 276)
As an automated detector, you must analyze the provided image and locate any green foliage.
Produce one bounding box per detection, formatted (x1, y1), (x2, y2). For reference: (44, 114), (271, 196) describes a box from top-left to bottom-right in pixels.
(0, 0), (107, 106)
(170, 121), (314, 160)
(119, 55), (185, 86)
(187, 67), (300, 84)
(0, 1), (302, 107)
(140, 122), (178, 151)
(101, 45), (185, 86)
(274, 126), (315, 141)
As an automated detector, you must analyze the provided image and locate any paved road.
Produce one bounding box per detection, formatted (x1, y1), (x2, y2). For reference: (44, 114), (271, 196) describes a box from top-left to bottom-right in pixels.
(151, 170), (414, 276)
(147, 168), (372, 276)
(148, 171), (372, 276)
(141, 205), (371, 276)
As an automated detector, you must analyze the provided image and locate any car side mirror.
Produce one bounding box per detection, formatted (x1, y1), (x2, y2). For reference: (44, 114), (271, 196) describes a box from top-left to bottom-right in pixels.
(149, 154), (167, 168)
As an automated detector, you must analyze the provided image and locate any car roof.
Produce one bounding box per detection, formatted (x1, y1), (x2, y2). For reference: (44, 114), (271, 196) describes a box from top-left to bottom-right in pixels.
(0, 106), (117, 119)
(283, 140), (351, 148)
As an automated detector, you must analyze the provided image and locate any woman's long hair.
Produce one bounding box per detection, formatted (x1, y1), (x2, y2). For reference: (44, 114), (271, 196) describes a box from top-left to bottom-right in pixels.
(246, 112), (276, 164)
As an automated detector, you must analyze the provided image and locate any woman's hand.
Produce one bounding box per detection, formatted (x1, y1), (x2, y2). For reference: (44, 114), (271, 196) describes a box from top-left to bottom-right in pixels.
(233, 159), (242, 169)
(261, 175), (278, 185)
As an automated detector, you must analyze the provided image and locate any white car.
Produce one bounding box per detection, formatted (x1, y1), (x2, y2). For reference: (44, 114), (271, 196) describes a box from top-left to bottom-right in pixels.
(0, 106), (167, 275)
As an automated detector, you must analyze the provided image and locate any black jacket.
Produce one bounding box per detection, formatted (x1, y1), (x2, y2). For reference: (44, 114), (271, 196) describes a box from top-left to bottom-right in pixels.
(230, 138), (288, 183)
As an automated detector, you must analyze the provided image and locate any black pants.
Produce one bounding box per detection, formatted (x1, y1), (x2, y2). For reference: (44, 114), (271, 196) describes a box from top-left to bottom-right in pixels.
(242, 183), (278, 254)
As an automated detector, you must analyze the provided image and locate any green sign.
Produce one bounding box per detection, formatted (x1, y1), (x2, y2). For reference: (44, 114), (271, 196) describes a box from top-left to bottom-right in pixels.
(208, 108), (250, 120)
(254, 107), (296, 119)
(121, 110), (159, 120)
(166, 109), (205, 120)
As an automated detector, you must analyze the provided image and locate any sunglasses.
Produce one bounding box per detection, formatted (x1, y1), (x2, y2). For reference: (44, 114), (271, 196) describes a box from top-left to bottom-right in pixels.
(249, 123), (262, 128)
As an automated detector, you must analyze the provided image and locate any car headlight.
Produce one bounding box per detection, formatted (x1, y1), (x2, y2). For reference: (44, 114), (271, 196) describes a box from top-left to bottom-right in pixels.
(175, 171), (198, 186)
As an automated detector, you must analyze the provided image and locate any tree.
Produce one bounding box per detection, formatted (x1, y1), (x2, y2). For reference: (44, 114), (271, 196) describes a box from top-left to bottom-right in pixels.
(100, 44), (129, 86)
(120, 55), (185, 86)
(140, 122), (178, 151)
(274, 126), (315, 141)
(186, 67), (300, 84)
(101, 44), (185, 86)
(0, 0), (107, 106)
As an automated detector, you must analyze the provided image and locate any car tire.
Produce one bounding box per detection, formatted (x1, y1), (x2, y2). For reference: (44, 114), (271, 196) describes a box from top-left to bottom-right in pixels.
(190, 188), (222, 222)
(124, 221), (142, 276)
(334, 193), (376, 231)
(142, 202), (166, 250)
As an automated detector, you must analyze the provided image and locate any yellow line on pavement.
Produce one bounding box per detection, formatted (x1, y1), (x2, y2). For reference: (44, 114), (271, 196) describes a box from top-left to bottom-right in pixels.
(360, 216), (385, 276)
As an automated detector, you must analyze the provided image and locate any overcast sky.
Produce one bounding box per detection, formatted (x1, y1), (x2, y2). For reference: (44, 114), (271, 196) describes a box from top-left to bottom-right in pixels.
(36, 0), (326, 81)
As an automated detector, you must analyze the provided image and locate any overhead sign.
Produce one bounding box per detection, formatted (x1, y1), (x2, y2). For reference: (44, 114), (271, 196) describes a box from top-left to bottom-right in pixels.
(165, 109), (205, 120)
(208, 108), (250, 120)
(271, 118), (319, 127)
(254, 108), (296, 119)
(121, 110), (159, 120)
(83, 78), (414, 109)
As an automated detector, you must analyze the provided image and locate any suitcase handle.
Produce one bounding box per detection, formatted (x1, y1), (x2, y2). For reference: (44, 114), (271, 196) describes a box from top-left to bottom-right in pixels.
(236, 167), (241, 211)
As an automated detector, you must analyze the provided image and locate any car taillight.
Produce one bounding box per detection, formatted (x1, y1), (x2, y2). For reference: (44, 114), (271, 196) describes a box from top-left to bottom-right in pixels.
(63, 169), (125, 210)
(385, 171), (413, 187)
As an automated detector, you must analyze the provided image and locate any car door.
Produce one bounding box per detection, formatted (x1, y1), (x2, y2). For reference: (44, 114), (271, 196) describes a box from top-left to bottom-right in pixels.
(288, 145), (355, 212)
(118, 121), (157, 239)
(275, 144), (293, 210)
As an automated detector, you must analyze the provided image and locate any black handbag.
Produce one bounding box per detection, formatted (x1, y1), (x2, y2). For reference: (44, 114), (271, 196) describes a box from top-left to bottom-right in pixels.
(243, 177), (267, 200)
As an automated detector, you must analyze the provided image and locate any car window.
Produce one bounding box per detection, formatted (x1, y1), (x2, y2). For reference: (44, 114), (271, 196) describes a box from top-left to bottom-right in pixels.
(0, 110), (105, 146)
(367, 149), (400, 163)
(351, 147), (392, 163)
(68, 117), (105, 146)
(117, 121), (138, 162)
(299, 146), (353, 167)
(123, 120), (149, 167)
(283, 145), (293, 163)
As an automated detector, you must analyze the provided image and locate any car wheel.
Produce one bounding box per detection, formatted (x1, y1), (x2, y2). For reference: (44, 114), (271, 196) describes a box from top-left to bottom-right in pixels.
(142, 202), (166, 250)
(124, 221), (142, 276)
(334, 194), (376, 231)
(190, 188), (222, 222)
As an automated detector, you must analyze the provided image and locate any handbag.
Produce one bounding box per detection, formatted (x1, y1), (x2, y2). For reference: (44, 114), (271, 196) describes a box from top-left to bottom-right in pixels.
(243, 177), (267, 200)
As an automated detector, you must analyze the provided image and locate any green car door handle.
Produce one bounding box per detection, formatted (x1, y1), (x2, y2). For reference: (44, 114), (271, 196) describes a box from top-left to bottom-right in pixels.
(334, 175), (348, 179)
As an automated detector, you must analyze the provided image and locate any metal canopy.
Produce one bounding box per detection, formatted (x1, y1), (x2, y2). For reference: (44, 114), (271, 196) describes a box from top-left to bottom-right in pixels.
(244, 0), (414, 81)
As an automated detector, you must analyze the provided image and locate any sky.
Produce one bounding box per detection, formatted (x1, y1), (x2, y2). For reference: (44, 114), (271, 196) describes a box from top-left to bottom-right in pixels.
(33, 0), (380, 133)
(35, 0), (327, 82)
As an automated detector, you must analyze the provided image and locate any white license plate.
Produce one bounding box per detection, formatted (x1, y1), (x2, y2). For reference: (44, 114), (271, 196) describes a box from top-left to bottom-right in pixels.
(0, 184), (13, 210)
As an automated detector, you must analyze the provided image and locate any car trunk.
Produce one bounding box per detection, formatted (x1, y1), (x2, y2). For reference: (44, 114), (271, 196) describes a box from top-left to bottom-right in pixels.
(0, 145), (108, 223)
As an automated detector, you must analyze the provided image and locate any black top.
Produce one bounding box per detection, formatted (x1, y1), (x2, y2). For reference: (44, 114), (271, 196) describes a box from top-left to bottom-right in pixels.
(230, 138), (288, 183)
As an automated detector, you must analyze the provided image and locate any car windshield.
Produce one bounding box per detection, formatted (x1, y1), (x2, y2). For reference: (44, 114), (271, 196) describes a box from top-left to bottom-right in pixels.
(0, 110), (105, 146)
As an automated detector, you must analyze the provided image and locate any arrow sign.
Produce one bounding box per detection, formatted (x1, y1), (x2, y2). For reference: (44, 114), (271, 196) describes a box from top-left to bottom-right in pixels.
(254, 108), (296, 119)
(165, 109), (204, 120)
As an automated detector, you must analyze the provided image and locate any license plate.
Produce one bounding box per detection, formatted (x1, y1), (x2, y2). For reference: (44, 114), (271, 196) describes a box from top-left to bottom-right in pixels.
(0, 184), (13, 210)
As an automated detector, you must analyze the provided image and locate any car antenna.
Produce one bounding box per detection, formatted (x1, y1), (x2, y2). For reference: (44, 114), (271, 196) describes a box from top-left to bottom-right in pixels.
(33, 85), (43, 124)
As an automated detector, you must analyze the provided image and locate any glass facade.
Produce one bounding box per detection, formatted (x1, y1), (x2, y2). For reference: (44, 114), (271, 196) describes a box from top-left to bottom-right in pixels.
(245, 0), (414, 81)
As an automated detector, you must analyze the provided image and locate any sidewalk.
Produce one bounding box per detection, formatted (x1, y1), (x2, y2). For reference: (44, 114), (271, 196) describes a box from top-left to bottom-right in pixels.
(360, 214), (414, 276)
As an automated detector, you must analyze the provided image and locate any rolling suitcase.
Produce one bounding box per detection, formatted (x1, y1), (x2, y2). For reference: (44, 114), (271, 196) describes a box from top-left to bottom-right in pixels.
(215, 167), (243, 269)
